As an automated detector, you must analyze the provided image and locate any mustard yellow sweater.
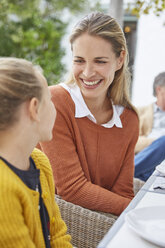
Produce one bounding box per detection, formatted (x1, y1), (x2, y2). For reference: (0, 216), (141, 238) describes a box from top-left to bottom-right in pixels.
(0, 148), (72, 248)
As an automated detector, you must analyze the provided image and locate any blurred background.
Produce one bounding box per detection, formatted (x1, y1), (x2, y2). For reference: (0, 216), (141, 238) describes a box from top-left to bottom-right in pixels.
(0, 0), (165, 107)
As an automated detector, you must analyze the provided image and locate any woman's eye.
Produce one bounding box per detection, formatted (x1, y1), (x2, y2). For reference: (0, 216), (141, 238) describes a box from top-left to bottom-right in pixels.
(95, 60), (107, 64)
(74, 60), (84, 63)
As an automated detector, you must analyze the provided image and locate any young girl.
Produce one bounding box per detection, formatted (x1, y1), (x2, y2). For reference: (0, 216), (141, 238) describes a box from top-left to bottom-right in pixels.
(39, 12), (139, 216)
(0, 57), (72, 247)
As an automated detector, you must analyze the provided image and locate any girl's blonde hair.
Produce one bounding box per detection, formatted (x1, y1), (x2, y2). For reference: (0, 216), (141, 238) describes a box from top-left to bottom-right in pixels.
(0, 57), (43, 130)
(66, 12), (136, 111)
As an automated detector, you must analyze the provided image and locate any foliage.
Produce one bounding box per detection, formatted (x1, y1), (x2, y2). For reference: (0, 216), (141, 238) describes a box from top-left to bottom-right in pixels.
(0, 0), (101, 85)
(126, 0), (165, 17)
(1, 0), (164, 85)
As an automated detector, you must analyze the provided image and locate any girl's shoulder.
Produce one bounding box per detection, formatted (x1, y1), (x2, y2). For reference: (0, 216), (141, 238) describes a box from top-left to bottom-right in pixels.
(31, 148), (52, 176)
(0, 159), (26, 196)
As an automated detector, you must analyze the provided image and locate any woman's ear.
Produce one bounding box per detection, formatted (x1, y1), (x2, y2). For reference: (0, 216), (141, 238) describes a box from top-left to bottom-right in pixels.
(28, 97), (40, 122)
(155, 86), (161, 95)
(117, 50), (125, 70)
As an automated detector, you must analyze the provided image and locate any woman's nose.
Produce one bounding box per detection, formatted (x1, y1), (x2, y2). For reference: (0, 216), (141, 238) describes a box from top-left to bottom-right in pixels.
(82, 63), (95, 78)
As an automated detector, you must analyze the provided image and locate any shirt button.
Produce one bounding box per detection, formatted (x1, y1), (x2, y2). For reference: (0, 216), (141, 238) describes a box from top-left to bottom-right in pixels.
(42, 192), (48, 199)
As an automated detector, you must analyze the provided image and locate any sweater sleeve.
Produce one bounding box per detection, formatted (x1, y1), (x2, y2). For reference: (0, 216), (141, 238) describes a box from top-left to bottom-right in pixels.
(40, 87), (135, 215)
(50, 195), (73, 248)
(46, 158), (73, 248)
(0, 179), (36, 248)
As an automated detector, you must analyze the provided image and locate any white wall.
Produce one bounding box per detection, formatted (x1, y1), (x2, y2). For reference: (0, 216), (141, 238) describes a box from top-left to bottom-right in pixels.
(132, 14), (165, 107)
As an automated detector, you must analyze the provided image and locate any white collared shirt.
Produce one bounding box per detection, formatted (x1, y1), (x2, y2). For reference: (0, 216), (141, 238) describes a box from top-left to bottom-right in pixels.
(60, 83), (124, 128)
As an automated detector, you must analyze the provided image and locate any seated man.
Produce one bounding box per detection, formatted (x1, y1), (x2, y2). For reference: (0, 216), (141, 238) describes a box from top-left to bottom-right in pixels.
(135, 72), (165, 181)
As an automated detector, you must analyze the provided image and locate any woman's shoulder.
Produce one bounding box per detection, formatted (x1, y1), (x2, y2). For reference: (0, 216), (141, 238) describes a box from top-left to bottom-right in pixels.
(122, 107), (139, 127)
(49, 84), (71, 100)
(49, 84), (75, 112)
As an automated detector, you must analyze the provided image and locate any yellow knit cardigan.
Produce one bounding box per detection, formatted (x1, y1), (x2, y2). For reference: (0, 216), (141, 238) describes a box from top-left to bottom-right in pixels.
(0, 148), (72, 248)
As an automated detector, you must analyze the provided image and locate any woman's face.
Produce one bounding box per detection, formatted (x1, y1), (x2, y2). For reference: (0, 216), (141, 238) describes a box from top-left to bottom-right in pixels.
(72, 33), (124, 102)
(37, 72), (56, 142)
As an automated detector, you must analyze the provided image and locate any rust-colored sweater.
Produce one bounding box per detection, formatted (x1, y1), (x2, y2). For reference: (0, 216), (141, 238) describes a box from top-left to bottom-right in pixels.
(40, 85), (139, 215)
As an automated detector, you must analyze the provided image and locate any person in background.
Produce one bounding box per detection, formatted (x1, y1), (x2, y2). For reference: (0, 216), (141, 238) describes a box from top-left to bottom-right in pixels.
(39, 12), (139, 216)
(0, 57), (72, 248)
(135, 72), (165, 181)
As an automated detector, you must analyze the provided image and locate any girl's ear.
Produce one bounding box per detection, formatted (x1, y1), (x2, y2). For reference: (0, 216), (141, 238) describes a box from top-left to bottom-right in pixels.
(28, 97), (40, 122)
(117, 50), (125, 70)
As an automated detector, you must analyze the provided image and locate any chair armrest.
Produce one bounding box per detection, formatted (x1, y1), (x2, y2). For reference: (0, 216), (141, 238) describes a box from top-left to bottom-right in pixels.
(133, 178), (145, 195)
(55, 195), (117, 248)
(55, 179), (144, 247)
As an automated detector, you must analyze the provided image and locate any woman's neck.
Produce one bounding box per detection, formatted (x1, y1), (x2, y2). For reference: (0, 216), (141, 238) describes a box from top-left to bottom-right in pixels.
(83, 95), (113, 125)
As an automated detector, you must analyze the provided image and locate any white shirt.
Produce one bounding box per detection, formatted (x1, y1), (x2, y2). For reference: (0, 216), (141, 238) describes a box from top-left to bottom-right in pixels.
(148, 102), (165, 138)
(60, 83), (124, 128)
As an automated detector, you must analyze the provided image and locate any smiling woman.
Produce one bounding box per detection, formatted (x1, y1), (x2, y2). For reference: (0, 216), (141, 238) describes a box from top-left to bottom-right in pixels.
(39, 12), (139, 216)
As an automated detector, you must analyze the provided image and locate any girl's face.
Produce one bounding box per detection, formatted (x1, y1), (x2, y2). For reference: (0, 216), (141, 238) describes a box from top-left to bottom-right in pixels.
(37, 72), (56, 142)
(72, 33), (124, 102)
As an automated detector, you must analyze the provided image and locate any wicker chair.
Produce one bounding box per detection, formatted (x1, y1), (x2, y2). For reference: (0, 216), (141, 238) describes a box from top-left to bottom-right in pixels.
(55, 178), (144, 248)
(133, 177), (145, 195)
(55, 195), (117, 248)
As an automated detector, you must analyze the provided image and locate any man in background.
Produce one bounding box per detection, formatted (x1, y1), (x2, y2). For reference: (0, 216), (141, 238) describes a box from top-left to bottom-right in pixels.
(135, 72), (165, 181)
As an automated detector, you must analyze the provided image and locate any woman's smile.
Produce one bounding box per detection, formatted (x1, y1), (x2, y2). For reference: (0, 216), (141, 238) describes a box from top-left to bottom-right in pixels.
(80, 78), (103, 89)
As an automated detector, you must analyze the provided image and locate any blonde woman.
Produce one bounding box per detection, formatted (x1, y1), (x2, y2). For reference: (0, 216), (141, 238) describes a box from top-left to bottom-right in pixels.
(0, 57), (72, 248)
(40, 12), (139, 216)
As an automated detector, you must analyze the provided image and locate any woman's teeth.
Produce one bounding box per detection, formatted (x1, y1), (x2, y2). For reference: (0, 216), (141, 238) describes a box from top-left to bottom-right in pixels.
(83, 80), (101, 86)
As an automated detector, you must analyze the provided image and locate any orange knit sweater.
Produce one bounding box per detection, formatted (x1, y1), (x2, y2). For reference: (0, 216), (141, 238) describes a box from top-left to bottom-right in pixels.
(40, 85), (139, 215)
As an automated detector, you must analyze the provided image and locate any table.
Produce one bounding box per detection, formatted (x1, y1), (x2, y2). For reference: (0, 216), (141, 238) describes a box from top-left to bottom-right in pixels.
(97, 171), (165, 248)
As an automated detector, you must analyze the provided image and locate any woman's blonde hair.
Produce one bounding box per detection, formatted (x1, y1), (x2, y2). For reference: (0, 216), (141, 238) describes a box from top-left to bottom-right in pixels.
(66, 12), (136, 111)
(0, 57), (43, 130)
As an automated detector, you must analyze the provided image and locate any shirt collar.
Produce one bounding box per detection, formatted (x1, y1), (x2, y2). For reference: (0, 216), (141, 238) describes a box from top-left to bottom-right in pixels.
(154, 102), (164, 112)
(60, 83), (123, 128)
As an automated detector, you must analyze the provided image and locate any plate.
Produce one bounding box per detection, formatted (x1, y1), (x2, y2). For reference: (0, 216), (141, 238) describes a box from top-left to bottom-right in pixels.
(125, 206), (165, 247)
(156, 161), (165, 176)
